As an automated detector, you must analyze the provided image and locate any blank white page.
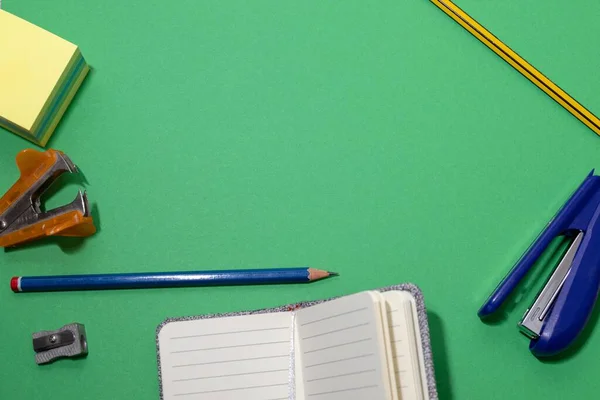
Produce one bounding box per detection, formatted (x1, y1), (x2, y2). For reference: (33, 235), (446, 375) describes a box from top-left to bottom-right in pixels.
(158, 312), (293, 400)
(383, 291), (427, 400)
(296, 291), (396, 400)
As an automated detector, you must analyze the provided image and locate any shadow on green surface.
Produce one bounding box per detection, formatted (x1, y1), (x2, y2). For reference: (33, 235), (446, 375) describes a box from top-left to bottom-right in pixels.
(427, 311), (454, 400)
(90, 203), (101, 233)
(5, 236), (87, 254)
(44, 68), (95, 148)
(480, 235), (571, 325)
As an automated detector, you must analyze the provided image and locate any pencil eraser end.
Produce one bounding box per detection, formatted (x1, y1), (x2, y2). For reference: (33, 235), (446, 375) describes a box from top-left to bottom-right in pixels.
(10, 277), (20, 292)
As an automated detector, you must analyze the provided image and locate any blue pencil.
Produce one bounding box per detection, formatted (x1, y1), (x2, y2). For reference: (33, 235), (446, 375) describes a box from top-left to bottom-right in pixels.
(10, 267), (338, 293)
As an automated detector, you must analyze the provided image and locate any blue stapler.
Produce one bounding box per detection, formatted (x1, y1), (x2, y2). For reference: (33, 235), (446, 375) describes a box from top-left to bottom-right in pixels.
(478, 170), (600, 357)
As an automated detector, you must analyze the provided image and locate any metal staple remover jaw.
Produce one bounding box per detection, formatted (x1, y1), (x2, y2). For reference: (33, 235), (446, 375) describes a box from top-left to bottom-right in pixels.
(33, 323), (88, 365)
(478, 170), (600, 357)
(0, 148), (96, 248)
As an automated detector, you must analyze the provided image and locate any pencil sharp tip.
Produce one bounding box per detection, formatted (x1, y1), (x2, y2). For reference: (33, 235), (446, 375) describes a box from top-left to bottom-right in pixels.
(308, 268), (339, 281)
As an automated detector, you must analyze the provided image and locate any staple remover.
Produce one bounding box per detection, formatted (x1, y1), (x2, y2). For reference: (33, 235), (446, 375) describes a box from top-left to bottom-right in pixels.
(478, 170), (600, 357)
(0, 149), (96, 248)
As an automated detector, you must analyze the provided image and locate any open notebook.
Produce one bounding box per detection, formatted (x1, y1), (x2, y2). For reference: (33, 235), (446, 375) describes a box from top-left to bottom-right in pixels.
(156, 284), (437, 400)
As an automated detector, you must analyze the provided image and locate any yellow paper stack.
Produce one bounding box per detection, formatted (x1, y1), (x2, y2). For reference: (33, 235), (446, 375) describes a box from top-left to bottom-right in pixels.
(0, 10), (89, 146)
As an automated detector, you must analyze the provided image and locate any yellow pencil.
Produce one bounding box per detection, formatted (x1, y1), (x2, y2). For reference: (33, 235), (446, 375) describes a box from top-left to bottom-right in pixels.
(431, 0), (600, 137)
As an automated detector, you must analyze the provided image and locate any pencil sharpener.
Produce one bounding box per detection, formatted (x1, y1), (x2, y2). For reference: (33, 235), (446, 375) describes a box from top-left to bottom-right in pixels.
(32, 323), (88, 365)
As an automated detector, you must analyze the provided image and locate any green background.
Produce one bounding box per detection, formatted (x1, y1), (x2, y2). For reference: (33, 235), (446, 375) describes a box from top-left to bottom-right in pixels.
(1, 0), (599, 398)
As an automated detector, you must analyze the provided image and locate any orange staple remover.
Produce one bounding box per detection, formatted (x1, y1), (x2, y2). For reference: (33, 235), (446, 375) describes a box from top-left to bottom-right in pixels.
(0, 149), (96, 248)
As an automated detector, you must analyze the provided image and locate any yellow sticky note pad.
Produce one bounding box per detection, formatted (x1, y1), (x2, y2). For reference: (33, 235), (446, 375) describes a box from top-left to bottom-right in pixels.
(0, 10), (89, 146)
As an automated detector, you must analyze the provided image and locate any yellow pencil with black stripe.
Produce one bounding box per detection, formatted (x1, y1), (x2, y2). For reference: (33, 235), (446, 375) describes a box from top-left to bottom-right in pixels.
(431, 0), (600, 137)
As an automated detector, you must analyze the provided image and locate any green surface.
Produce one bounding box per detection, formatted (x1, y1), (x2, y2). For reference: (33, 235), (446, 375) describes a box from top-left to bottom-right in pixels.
(1, 0), (600, 398)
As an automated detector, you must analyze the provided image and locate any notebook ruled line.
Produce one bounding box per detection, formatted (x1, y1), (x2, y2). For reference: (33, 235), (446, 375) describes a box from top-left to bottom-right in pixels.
(307, 384), (379, 397)
(171, 340), (289, 354)
(170, 326), (289, 340)
(300, 307), (368, 326)
(305, 369), (376, 383)
(303, 338), (371, 354)
(302, 322), (369, 340)
(172, 354), (289, 368)
(174, 382), (289, 396)
(304, 353), (374, 368)
(172, 368), (289, 382)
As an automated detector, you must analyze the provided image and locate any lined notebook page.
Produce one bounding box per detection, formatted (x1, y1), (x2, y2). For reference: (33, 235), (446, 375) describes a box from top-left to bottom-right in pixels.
(383, 291), (427, 400)
(296, 291), (395, 400)
(158, 312), (293, 400)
